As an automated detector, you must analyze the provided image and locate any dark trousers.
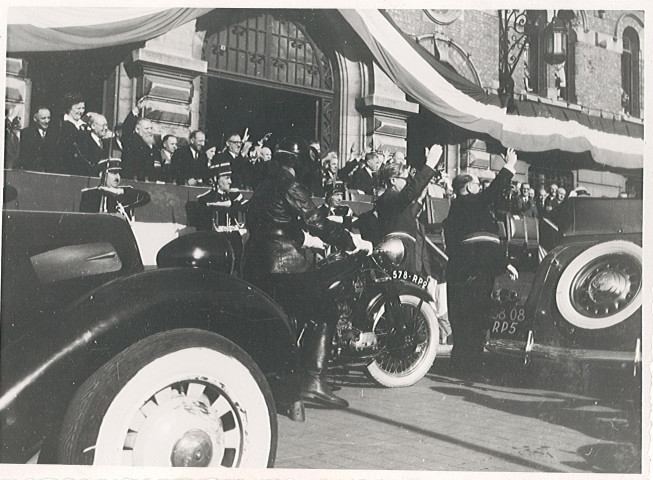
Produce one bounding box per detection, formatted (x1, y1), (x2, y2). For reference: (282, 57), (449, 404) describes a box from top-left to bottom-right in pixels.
(447, 268), (495, 372)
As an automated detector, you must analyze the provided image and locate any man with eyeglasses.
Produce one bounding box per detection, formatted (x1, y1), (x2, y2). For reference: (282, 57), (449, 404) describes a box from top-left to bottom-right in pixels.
(211, 132), (251, 189)
(376, 145), (448, 343)
(443, 148), (519, 380)
(77, 112), (111, 173)
(511, 182), (537, 217)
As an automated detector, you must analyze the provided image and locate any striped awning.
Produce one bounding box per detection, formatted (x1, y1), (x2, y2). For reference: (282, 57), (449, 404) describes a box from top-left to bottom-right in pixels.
(338, 9), (643, 170)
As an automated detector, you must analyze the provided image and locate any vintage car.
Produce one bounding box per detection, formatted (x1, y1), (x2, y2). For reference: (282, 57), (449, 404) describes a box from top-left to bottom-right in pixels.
(0, 209), (302, 467)
(485, 197), (643, 380)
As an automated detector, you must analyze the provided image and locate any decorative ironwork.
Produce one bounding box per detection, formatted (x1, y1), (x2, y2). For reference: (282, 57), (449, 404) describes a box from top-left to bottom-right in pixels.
(499, 10), (534, 110)
(205, 13), (334, 93)
(270, 57), (287, 69)
(320, 98), (333, 152)
(230, 25), (246, 36)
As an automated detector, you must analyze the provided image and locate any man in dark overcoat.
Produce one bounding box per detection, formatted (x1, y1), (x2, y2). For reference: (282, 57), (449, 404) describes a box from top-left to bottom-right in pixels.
(444, 148), (519, 376)
(376, 144), (445, 281)
(18, 107), (58, 171)
(121, 98), (161, 181)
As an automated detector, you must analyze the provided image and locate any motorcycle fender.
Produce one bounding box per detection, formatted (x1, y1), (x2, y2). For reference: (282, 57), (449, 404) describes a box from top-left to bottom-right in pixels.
(0, 268), (296, 462)
(363, 280), (435, 330)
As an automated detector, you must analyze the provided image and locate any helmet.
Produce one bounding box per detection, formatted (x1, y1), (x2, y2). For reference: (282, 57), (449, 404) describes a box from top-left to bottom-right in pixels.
(275, 136), (310, 169)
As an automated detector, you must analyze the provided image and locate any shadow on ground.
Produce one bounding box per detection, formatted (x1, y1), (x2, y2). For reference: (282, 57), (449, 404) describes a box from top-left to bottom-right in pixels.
(425, 354), (641, 473)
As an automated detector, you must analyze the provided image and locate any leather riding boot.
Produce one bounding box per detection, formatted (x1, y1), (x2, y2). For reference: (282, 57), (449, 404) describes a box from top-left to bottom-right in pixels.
(300, 322), (349, 409)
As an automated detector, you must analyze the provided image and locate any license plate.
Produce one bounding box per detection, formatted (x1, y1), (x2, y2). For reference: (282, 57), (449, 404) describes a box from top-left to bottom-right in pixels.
(489, 306), (527, 336)
(392, 270), (428, 289)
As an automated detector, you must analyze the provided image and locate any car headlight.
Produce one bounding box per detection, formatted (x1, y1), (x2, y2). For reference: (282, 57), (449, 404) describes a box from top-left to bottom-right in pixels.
(376, 237), (405, 267)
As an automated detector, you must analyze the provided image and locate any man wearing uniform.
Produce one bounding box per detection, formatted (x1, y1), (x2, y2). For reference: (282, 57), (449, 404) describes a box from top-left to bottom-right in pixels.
(318, 181), (356, 230)
(244, 137), (372, 409)
(79, 158), (150, 222)
(197, 163), (245, 232)
(444, 148), (519, 377)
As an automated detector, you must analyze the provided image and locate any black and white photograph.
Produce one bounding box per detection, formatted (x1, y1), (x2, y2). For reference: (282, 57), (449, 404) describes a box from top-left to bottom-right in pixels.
(0, 2), (649, 478)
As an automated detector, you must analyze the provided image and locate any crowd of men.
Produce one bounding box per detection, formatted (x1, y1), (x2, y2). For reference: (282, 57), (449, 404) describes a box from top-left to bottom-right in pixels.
(5, 91), (629, 407)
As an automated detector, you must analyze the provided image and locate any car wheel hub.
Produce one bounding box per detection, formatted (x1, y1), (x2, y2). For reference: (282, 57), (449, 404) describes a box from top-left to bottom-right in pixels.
(131, 394), (225, 466)
(572, 256), (641, 318)
(171, 429), (213, 467)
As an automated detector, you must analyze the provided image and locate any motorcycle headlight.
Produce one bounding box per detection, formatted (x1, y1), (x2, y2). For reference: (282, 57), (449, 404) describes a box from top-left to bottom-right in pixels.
(376, 237), (405, 267)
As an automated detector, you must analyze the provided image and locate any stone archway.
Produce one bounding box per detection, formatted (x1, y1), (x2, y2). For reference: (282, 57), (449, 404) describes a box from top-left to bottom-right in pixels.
(198, 10), (339, 151)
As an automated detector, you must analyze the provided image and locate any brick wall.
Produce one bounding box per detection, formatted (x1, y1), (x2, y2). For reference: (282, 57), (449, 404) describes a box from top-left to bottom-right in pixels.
(386, 10), (500, 89)
(574, 42), (622, 112)
(386, 9), (644, 118)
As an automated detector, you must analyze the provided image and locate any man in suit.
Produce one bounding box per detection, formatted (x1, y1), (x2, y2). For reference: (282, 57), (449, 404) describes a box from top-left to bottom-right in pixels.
(350, 152), (382, 195)
(157, 134), (177, 183)
(321, 152), (339, 194)
(79, 158), (150, 222)
(318, 181), (356, 230)
(77, 112), (111, 171)
(377, 145), (444, 281)
(510, 182), (537, 217)
(444, 148), (519, 378)
(171, 130), (207, 186)
(211, 132), (248, 188)
(19, 107), (58, 172)
(121, 97), (161, 181)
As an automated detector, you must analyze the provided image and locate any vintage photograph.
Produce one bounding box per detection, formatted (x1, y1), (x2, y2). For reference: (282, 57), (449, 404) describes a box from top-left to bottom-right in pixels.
(1, 3), (648, 477)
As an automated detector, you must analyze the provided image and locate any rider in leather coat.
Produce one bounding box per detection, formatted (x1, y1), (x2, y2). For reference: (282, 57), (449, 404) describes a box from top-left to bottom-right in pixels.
(244, 137), (371, 409)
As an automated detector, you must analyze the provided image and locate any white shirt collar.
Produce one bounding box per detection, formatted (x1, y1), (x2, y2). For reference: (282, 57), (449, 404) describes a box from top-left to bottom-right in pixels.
(63, 114), (85, 129)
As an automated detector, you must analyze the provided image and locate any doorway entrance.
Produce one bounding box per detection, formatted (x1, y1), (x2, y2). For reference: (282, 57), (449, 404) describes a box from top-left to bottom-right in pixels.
(205, 77), (320, 148)
(20, 44), (130, 125)
(201, 10), (336, 151)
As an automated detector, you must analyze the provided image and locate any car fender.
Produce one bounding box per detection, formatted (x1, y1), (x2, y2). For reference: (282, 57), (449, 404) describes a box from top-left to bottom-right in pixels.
(531, 235), (641, 351)
(0, 268), (296, 462)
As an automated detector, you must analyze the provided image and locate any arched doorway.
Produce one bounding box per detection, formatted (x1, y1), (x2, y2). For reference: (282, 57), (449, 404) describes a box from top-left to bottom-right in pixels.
(201, 11), (336, 150)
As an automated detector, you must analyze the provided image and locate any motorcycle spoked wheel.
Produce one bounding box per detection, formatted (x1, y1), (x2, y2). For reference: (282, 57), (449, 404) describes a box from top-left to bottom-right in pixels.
(365, 294), (439, 387)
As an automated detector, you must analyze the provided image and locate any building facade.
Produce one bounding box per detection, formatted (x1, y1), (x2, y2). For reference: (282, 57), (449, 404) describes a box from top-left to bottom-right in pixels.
(5, 9), (644, 197)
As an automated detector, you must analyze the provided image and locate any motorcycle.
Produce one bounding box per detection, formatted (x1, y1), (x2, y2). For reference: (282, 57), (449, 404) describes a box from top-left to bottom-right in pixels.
(309, 233), (440, 387)
(158, 231), (441, 389)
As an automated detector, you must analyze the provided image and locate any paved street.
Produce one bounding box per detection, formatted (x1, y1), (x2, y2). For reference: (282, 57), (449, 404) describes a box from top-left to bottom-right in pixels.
(276, 351), (642, 473)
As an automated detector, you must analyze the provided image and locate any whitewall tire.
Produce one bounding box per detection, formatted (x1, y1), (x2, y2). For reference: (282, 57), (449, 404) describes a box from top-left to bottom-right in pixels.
(366, 294), (439, 387)
(58, 329), (276, 467)
(555, 240), (642, 330)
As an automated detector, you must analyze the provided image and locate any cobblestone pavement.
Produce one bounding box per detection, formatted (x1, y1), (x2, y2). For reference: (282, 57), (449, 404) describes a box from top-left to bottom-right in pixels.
(276, 353), (643, 473)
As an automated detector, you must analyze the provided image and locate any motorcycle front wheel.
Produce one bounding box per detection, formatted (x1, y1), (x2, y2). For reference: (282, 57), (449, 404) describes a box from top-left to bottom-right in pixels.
(366, 294), (439, 387)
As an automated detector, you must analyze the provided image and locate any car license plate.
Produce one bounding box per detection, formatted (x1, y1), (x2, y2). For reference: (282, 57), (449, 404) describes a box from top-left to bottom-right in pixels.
(490, 306), (527, 336)
(392, 270), (428, 289)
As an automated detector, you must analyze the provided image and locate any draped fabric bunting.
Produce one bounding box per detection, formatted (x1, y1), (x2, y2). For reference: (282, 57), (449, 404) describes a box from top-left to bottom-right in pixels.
(7, 7), (213, 53)
(6, 7), (644, 169)
(338, 9), (643, 170)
